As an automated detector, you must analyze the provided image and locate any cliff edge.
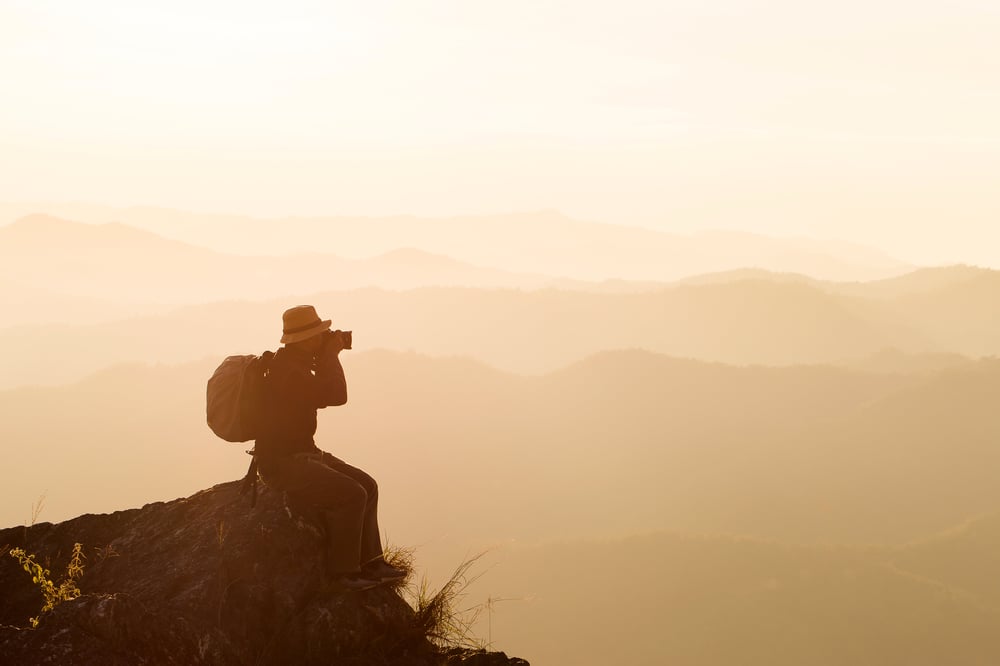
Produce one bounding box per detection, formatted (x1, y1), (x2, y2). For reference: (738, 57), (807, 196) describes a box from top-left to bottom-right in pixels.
(0, 481), (527, 665)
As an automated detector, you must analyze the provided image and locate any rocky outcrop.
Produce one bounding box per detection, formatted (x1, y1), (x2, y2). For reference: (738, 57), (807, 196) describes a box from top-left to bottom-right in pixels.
(0, 481), (527, 665)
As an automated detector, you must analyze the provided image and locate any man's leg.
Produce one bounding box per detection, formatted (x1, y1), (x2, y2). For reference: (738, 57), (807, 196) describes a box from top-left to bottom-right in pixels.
(320, 452), (384, 565)
(265, 455), (369, 573)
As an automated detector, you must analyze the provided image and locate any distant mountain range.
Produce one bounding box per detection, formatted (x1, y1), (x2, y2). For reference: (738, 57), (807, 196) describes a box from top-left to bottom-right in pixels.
(5, 205), (997, 666)
(0, 205), (911, 282)
(3, 262), (1000, 387)
(3, 349), (998, 549)
(0, 215), (563, 315)
(478, 513), (1000, 666)
(4, 349), (999, 666)
(678, 264), (992, 299)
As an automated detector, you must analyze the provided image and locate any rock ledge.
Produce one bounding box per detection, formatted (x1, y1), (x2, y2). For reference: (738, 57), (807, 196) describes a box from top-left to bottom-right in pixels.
(0, 481), (527, 665)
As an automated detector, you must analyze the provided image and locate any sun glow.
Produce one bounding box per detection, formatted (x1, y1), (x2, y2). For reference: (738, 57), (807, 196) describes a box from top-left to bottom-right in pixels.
(2, 0), (999, 264)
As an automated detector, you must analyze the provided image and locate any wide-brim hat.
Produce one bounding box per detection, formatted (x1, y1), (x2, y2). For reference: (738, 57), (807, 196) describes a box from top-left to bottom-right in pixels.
(280, 305), (331, 344)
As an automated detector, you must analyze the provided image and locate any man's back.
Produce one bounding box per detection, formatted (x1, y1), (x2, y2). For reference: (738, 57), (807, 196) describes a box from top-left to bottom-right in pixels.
(256, 342), (347, 458)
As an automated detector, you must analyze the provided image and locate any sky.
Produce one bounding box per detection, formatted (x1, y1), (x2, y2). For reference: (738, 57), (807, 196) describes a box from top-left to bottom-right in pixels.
(1, 0), (998, 266)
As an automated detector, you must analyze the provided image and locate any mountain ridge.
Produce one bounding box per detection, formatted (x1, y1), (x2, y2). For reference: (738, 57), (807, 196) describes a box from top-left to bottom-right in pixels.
(8, 274), (1000, 388)
(0, 205), (911, 281)
(0, 215), (570, 311)
(3, 349), (997, 546)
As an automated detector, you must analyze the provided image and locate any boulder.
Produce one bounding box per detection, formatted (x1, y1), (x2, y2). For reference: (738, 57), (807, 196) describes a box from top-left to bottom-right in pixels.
(0, 481), (526, 665)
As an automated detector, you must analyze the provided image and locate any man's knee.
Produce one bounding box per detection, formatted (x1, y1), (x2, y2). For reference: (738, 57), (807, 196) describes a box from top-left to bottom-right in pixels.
(338, 464), (378, 501)
(343, 481), (368, 510)
(362, 475), (378, 501)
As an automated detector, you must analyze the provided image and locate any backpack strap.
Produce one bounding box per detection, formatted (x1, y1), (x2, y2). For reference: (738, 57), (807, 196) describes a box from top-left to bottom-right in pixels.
(238, 350), (273, 508)
(239, 449), (259, 508)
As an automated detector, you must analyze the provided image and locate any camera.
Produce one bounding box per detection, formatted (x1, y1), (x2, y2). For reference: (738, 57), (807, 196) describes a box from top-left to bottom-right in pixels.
(325, 329), (352, 350)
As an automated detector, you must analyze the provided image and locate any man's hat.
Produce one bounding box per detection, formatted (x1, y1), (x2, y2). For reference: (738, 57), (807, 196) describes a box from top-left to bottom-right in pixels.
(280, 305), (331, 344)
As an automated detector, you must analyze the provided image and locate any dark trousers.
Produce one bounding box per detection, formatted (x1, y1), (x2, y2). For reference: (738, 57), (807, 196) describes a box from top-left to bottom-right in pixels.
(259, 451), (384, 573)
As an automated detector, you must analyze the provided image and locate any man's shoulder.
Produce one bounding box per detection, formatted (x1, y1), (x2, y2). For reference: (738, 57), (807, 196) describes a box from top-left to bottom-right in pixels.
(268, 347), (313, 381)
(273, 346), (311, 365)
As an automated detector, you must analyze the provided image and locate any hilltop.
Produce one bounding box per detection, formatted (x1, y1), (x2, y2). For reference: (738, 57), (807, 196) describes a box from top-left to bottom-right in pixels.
(0, 481), (527, 665)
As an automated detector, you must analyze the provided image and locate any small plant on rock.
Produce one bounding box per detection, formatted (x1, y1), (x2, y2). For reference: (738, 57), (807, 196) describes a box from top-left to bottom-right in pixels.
(9, 542), (85, 628)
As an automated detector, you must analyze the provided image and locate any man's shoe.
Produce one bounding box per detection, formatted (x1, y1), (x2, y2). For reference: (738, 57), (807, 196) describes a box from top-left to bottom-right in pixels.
(364, 561), (408, 583)
(330, 572), (380, 591)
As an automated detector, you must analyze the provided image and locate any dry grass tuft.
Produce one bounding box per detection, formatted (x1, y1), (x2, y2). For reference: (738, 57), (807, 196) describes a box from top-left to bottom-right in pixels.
(398, 550), (489, 650)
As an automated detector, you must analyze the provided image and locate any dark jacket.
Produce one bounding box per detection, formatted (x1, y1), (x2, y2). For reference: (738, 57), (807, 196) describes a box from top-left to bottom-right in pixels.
(254, 343), (347, 460)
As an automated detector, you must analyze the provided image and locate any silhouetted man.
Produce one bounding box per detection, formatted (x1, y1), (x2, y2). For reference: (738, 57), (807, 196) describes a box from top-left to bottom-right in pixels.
(254, 305), (404, 590)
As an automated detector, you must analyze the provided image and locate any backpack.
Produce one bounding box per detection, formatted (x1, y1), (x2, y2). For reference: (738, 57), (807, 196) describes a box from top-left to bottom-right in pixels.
(206, 351), (274, 443)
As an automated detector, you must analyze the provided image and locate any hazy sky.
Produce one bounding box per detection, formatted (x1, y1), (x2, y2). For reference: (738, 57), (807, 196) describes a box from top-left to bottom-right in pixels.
(2, 0), (998, 265)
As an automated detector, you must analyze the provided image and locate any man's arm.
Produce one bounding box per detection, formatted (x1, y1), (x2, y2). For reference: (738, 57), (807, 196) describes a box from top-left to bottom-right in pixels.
(314, 331), (348, 407)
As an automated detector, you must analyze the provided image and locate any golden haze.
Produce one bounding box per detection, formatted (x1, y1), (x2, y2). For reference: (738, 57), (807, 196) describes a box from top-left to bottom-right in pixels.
(2, 209), (1000, 664)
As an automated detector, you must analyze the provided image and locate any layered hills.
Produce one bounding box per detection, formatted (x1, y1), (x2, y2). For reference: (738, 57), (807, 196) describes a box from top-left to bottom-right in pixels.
(477, 513), (1000, 666)
(0, 207), (909, 282)
(4, 215), (997, 390)
(3, 348), (997, 664)
(3, 350), (997, 549)
(0, 215), (554, 312)
(3, 208), (998, 665)
(4, 270), (1000, 387)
